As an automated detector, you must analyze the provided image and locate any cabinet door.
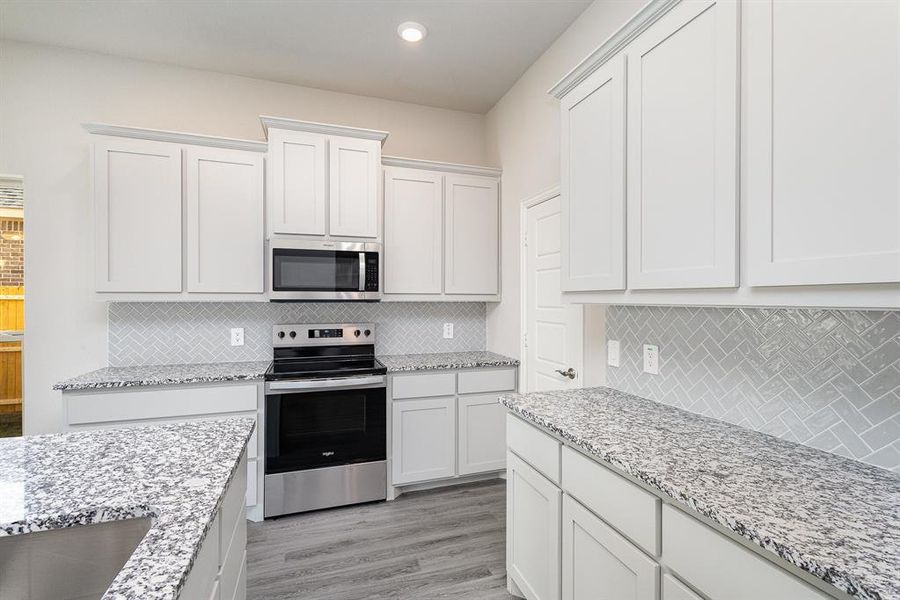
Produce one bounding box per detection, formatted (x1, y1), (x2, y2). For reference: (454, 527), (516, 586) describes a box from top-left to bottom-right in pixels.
(561, 54), (626, 291)
(329, 136), (380, 238)
(268, 129), (326, 236)
(457, 394), (506, 475)
(662, 574), (702, 600)
(391, 397), (455, 484)
(626, 0), (739, 289)
(508, 451), (561, 600)
(383, 166), (443, 294)
(562, 495), (659, 600)
(185, 147), (264, 293)
(746, 0), (900, 286)
(444, 174), (499, 295)
(93, 138), (183, 293)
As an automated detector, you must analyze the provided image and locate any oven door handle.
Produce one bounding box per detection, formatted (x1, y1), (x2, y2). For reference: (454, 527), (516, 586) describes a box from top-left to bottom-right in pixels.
(267, 375), (386, 392)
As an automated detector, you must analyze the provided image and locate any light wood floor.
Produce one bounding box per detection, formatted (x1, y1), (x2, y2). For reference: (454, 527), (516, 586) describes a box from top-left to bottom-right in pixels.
(247, 479), (514, 600)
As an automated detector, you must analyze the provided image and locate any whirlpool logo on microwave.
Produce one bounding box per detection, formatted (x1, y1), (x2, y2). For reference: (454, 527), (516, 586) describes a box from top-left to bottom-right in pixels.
(321, 451), (335, 457)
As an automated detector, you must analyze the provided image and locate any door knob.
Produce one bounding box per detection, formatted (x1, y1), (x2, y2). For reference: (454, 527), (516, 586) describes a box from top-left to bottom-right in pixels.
(555, 367), (577, 380)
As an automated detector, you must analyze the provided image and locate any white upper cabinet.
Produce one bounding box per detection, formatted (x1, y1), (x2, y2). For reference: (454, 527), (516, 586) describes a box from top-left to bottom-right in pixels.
(329, 136), (380, 238)
(560, 54), (626, 292)
(383, 166), (443, 294)
(626, 0), (739, 290)
(445, 173), (500, 296)
(185, 147), (264, 293)
(268, 129), (326, 236)
(261, 116), (387, 241)
(381, 157), (501, 301)
(93, 137), (183, 293)
(745, 0), (900, 286)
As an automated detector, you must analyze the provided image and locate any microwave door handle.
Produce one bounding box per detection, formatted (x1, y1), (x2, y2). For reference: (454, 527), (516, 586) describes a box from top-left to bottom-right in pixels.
(358, 252), (366, 291)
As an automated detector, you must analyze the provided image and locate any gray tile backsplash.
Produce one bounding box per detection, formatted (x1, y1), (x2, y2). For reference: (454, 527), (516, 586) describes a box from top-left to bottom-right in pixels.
(108, 302), (486, 366)
(606, 305), (900, 472)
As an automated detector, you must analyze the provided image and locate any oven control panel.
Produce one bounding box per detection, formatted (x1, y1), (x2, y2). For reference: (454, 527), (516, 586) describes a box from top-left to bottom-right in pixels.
(273, 323), (376, 347)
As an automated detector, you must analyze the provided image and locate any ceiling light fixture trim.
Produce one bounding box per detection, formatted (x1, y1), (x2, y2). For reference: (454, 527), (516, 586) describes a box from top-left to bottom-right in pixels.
(398, 21), (427, 43)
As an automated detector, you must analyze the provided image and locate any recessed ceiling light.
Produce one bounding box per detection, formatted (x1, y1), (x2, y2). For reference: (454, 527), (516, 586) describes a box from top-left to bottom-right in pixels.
(398, 21), (427, 43)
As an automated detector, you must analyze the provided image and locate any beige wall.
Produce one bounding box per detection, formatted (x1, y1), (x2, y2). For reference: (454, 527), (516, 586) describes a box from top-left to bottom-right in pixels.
(484, 0), (644, 379)
(0, 40), (488, 434)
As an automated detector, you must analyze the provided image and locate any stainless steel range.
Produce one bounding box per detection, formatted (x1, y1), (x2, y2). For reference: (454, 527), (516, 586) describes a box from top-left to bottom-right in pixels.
(263, 323), (387, 518)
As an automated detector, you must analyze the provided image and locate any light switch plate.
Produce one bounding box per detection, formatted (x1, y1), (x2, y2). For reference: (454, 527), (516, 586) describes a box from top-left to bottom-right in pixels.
(230, 328), (245, 347)
(443, 323), (454, 339)
(607, 340), (620, 367)
(643, 344), (659, 375)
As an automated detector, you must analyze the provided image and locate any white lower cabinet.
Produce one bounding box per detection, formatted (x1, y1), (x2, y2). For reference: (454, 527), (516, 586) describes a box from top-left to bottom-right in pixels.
(505, 414), (840, 600)
(507, 451), (561, 600)
(562, 495), (659, 600)
(390, 367), (516, 487)
(391, 396), (456, 484)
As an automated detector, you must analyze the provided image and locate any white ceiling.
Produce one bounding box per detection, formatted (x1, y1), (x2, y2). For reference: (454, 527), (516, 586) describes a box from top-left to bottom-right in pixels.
(0, 0), (592, 114)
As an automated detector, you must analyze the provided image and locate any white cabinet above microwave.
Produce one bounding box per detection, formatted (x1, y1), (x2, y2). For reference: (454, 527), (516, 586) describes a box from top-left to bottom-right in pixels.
(261, 116), (388, 242)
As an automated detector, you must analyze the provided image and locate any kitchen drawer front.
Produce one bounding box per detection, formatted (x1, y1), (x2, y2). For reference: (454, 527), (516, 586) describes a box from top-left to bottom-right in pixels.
(391, 372), (456, 399)
(507, 414), (561, 484)
(66, 384), (258, 425)
(662, 574), (702, 600)
(220, 452), (248, 561)
(181, 512), (220, 600)
(662, 505), (831, 600)
(457, 367), (516, 394)
(562, 446), (660, 556)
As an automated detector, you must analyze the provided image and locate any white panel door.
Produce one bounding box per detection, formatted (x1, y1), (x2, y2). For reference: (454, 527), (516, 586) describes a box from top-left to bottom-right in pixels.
(525, 196), (583, 392)
(746, 0), (900, 286)
(185, 147), (264, 293)
(383, 166), (443, 294)
(562, 495), (659, 600)
(329, 136), (380, 238)
(268, 129), (326, 236)
(627, 0), (739, 289)
(507, 451), (561, 600)
(391, 397), (455, 485)
(444, 174), (499, 295)
(561, 54), (626, 291)
(93, 138), (182, 292)
(457, 393), (506, 475)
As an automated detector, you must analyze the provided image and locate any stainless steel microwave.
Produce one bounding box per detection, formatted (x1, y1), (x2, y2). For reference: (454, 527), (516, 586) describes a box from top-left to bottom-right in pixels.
(268, 238), (381, 301)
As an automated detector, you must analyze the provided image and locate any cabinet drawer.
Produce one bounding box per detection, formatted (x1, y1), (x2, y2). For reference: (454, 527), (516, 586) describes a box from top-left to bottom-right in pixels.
(662, 574), (701, 600)
(662, 505), (830, 600)
(391, 372), (456, 399)
(562, 446), (660, 556)
(507, 414), (560, 483)
(458, 367), (516, 394)
(220, 453), (247, 564)
(66, 384), (258, 425)
(180, 512), (220, 600)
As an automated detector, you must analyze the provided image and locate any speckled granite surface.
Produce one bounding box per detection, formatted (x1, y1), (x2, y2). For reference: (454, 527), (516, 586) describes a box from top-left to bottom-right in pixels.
(501, 387), (900, 600)
(53, 360), (271, 391)
(0, 418), (254, 600)
(378, 351), (519, 372)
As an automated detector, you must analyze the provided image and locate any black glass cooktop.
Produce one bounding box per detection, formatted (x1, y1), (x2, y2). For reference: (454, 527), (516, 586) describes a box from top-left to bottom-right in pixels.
(265, 356), (386, 381)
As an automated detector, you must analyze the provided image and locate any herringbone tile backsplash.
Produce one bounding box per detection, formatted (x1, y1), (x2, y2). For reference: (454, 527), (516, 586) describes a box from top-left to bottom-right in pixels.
(606, 306), (900, 472)
(109, 302), (486, 366)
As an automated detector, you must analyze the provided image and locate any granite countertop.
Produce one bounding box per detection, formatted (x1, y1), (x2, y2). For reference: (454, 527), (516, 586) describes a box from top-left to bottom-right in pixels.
(53, 360), (271, 391)
(0, 418), (254, 599)
(378, 350), (519, 372)
(500, 387), (900, 600)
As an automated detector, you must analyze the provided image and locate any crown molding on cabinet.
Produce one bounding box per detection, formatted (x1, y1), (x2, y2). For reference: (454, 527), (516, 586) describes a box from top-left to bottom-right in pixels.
(259, 115), (389, 145)
(548, 0), (681, 99)
(382, 155), (501, 178)
(81, 123), (268, 152)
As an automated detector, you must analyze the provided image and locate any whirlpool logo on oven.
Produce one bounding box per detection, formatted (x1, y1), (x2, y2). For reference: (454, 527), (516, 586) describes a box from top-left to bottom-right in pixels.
(322, 451), (335, 457)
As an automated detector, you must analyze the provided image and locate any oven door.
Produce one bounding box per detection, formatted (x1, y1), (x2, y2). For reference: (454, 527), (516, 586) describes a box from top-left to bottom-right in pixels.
(264, 376), (387, 474)
(269, 238), (381, 301)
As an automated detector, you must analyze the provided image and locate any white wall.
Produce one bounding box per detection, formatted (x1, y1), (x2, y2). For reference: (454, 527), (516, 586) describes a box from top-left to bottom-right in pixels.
(484, 0), (644, 374)
(0, 40), (488, 434)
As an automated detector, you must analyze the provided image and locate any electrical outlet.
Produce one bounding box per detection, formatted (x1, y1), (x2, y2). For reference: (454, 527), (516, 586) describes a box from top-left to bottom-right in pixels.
(443, 323), (454, 339)
(643, 344), (659, 375)
(607, 340), (620, 367)
(230, 328), (245, 347)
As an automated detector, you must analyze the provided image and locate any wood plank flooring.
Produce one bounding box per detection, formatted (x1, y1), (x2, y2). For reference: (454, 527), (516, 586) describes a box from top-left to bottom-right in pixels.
(247, 479), (514, 600)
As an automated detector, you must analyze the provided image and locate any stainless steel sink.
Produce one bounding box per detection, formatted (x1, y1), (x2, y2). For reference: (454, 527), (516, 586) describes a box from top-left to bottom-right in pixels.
(0, 517), (151, 600)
